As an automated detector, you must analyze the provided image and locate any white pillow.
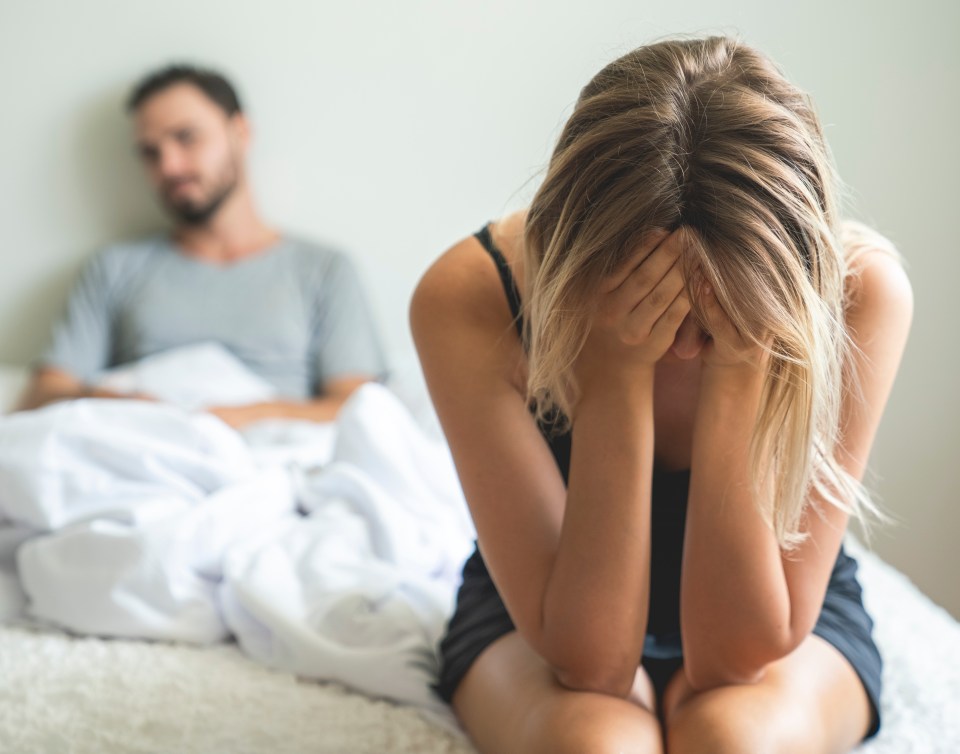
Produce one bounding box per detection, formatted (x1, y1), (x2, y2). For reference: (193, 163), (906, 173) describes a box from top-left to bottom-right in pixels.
(98, 342), (277, 410)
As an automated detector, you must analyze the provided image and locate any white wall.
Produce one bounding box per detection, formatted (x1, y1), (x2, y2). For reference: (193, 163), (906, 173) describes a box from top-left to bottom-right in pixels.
(1, 0), (957, 616)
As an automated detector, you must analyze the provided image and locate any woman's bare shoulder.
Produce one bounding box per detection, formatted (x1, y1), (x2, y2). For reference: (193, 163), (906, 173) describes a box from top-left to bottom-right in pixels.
(842, 229), (913, 334)
(410, 226), (527, 391)
(412, 231), (511, 332)
(839, 233), (913, 460)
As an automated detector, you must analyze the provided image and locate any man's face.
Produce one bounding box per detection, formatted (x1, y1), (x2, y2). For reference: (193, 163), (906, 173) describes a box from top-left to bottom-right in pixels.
(133, 83), (247, 226)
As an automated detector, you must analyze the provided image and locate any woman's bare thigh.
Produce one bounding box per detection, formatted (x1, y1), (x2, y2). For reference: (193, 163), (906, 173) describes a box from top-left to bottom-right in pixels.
(661, 634), (872, 754)
(452, 632), (664, 754)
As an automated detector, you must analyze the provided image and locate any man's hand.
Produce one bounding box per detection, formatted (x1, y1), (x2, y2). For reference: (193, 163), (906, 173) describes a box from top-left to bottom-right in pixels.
(206, 377), (372, 428)
(206, 403), (274, 429)
(85, 386), (158, 402)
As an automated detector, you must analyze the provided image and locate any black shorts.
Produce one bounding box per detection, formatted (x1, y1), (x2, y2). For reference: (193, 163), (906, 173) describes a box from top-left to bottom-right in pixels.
(434, 545), (883, 740)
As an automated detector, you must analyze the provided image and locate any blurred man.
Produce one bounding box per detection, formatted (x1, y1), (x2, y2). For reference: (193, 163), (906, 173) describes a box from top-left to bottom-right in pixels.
(19, 65), (386, 426)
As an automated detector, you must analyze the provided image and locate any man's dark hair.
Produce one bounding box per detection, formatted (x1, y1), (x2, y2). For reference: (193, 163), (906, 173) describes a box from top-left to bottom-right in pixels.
(126, 64), (243, 115)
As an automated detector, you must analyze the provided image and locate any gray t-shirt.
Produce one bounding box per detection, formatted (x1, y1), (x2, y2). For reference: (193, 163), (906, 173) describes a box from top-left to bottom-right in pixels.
(40, 234), (387, 399)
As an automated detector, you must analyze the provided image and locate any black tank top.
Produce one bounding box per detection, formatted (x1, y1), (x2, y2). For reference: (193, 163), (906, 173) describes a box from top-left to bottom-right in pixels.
(475, 224), (690, 642)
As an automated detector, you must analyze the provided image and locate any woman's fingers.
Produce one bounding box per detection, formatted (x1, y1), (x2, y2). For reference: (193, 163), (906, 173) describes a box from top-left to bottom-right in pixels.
(620, 255), (686, 341)
(605, 228), (674, 293)
(630, 255), (685, 317)
(616, 232), (684, 304)
(700, 281), (741, 344)
(582, 228), (695, 367)
(624, 280), (690, 349)
(696, 282), (771, 370)
(649, 287), (692, 343)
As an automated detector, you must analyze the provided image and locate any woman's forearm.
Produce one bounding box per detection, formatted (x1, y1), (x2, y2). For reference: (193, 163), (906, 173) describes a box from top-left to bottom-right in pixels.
(539, 370), (656, 697)
(681, 366), (793, 689)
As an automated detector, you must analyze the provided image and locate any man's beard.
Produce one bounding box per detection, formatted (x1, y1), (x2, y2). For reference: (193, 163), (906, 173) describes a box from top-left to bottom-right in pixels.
(162, 161), (239, 226)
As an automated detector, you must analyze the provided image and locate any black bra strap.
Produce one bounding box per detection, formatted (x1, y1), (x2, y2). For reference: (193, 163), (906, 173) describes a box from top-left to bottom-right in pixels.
(474, 224), (524, 340)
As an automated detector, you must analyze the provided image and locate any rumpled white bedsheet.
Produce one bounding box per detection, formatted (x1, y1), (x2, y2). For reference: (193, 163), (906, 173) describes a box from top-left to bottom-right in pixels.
(220, 385), (474, 714)
(0, 350), (474, 715)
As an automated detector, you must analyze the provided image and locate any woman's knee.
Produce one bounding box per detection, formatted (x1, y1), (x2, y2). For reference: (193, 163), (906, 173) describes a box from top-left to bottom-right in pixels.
(452, 634), (662, 754)
(667, 697), (761, 754)
(665, 690), (805, 754)
(521, 693), (663, 754)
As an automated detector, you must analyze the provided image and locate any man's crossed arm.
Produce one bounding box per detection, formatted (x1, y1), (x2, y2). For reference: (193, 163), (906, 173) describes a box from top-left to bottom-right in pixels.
(17, 367), (371, 427)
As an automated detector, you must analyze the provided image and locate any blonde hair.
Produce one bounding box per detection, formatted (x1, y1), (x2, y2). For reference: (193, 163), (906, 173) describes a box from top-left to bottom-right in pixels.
(522, 35), (896, 548)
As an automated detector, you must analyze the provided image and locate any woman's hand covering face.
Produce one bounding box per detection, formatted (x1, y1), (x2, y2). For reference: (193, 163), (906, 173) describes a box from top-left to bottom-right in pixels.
(575, 229), (692, 391)
(696, 281), (770, 372)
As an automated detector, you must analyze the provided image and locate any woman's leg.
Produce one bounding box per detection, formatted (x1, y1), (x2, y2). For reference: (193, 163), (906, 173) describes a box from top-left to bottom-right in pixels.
(662, 634), (872, 754)
(452, 632), (664, 754)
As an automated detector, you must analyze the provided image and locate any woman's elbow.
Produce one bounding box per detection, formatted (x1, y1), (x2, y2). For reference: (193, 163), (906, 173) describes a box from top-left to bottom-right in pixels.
(682, 623), (801, 692)
(683, 635), (800, 691)
(683, 656), (768, 693)
(552, 664), (635, 699)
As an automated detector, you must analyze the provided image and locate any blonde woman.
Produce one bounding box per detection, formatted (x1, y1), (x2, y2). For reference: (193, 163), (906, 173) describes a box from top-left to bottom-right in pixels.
(411, 36), (912, 753)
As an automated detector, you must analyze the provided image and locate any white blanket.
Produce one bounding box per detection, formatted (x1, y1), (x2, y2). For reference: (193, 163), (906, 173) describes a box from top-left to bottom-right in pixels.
(0, 365), (474, 715)
(221, 386), (474, 714)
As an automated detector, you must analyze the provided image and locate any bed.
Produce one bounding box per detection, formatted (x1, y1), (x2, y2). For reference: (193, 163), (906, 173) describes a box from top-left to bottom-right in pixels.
(0, 361), (957, 754)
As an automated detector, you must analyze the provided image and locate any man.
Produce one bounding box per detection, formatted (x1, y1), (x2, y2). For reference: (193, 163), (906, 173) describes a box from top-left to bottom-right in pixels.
(19, 65), (386, 426)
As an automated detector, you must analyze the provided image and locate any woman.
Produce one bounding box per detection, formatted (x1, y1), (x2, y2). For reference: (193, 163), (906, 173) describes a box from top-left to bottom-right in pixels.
(411, 36), (912, 753)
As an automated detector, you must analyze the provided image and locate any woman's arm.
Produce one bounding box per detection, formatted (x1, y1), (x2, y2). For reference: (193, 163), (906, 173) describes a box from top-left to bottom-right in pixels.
(680, 250), (914, 690)
(412, 228), (689, 697)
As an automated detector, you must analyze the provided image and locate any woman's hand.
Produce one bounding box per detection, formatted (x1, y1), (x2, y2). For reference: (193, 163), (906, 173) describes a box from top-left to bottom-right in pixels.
(697, 281), (770, 373)
(575, 229), (691, 394)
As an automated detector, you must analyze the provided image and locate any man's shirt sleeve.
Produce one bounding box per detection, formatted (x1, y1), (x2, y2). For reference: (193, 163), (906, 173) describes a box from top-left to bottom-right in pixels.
(37, 249), (117, 383)
(309, 252), (388, 393)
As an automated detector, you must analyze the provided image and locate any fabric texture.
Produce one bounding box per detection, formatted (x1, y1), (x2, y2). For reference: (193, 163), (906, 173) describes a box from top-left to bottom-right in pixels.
(434, 224), (883, 740)
(40, 234), (387, 398)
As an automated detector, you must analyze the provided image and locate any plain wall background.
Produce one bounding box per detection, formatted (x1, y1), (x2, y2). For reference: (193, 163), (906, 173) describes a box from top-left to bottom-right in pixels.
(1, 0), (957, 617)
